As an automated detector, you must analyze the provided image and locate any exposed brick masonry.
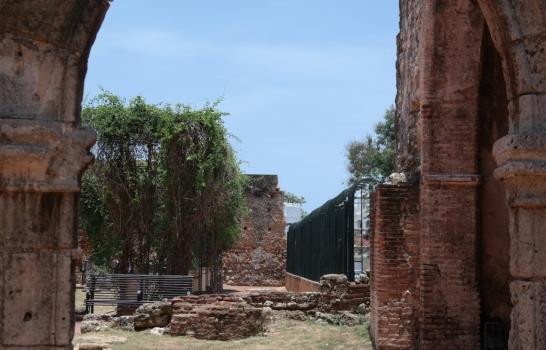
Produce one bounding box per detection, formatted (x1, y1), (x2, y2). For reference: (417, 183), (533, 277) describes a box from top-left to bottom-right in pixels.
(372, 0), (546, 349)
(370, 184), (420, 350)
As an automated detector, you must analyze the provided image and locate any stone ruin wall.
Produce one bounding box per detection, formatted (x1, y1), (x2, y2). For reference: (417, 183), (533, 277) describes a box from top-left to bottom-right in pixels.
(223, 175), (286, 286)
(371, 1), (487, 348)
(171, 276), (370, 340)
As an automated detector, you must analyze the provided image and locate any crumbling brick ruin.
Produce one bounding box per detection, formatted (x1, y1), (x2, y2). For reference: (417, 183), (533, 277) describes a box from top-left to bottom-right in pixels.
(0, 1), (544, 349)
(223, 175), (286, 286)
(370, 1), (546, 350)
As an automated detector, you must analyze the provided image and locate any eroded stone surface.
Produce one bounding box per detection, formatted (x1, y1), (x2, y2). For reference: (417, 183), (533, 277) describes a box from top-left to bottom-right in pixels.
(0, 2), (110, 348)
(133, 301), (172, 331)
(223, 175), (286, 286)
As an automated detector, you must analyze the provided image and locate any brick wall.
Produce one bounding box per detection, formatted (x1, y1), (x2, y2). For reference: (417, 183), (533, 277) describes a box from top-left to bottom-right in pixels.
(370, 1), (486, 349)
(223, 175), (286, 286)
(416, 2), (483, 348)
(370, 184), (420, 349)
(418, 185), (481, 349)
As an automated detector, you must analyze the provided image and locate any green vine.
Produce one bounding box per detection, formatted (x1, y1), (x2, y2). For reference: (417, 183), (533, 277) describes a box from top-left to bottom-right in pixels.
(80, 90), (246, 275)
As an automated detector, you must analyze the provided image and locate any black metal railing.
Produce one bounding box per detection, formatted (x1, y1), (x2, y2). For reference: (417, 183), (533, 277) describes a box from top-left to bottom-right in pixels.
(286, 179), (376, 282)
(85, 273), (193, 313)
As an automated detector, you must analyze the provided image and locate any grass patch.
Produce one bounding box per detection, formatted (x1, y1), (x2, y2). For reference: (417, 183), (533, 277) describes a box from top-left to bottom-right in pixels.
(75, 317), (372, 350)
(75, 287), (116, 315)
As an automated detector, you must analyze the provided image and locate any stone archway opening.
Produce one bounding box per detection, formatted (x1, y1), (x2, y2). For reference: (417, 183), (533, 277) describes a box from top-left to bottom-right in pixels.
(370, 1), (546, 349)
(478, 21), (511, 347)
(2, 1), (546, 349)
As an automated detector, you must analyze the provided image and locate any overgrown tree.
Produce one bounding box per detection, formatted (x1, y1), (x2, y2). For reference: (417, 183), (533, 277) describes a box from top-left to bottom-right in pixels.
(80, 91), (246, 276)
(281, 191), (306, 205)
(346, 106), (395, 184)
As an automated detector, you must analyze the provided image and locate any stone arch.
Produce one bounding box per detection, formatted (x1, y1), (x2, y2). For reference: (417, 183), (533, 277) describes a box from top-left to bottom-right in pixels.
(1, 1), (545, 349)
(418, 1), (546, 348)
(0, 1), (109, 348)
(372, 0), (546, 349)
(477, 18), (511, 345)
(477, 0), (546, 133)
(476, 1), (546, 349)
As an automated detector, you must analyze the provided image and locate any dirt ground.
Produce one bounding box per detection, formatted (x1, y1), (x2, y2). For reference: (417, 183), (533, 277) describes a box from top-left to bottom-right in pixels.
(74, 316), (372, 350)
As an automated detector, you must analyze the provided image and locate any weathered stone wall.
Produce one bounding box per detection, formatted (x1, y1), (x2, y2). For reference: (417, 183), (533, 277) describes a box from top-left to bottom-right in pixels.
(223, 175), (286, 286)
(370, 184), (420, 349)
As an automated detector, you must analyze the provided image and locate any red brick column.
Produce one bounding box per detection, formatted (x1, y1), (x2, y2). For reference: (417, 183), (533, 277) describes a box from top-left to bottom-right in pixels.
(415, 1), (484, 348)
(370, 184), (420, 349)
(418, 179), (481, 349)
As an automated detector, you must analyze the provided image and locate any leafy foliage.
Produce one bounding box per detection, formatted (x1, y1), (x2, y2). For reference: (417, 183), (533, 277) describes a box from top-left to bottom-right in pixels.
(80, 91), (246, 275)
(346, 106), (395, 184)
(281, 191), (306, 205)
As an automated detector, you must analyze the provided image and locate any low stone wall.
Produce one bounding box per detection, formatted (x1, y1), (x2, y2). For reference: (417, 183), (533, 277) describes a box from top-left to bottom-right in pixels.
(318, 274), (370, 313)
(170, 295), (265, 340)
(243, 292), (318, 311)
(168, 274), (370, 340)
(285, 272), (321, 293)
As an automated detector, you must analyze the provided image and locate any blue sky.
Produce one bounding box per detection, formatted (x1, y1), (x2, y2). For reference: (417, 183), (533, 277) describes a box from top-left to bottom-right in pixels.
(84, 0), (399, 211)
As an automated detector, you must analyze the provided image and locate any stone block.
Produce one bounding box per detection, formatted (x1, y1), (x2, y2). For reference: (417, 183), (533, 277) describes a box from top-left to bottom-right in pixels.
(514, 94), (546, 132)
(133, 301), (172, 331)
